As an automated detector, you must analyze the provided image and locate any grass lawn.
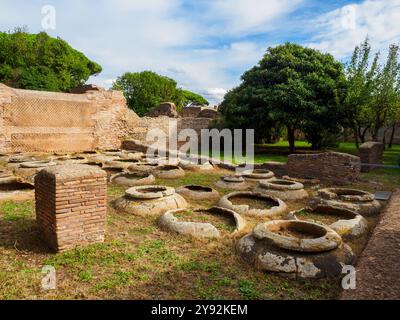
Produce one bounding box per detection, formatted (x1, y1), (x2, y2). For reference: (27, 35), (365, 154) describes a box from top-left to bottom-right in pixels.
(0, 143), (398, 300)
(0, 169), (347, 300)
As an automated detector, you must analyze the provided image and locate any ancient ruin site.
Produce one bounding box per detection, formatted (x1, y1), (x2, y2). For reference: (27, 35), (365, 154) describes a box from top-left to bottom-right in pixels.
(1, 1), (400, 306)
(0, 81), (399, 301)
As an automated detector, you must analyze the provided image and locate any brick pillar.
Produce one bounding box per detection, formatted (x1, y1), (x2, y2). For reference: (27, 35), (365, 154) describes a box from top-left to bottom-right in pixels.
(359, 142), (384, 172)
(35, 164), (107, 252)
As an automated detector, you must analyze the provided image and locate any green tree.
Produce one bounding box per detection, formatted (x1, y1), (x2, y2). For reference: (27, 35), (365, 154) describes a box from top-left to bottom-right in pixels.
(220, 43), (347, 152)
(0, 29), (102, 92)
(371, 44), (400, 141)
(344, 38), (380, 147)
(181, 90), (209, 106)
(113, 71), (184, 116)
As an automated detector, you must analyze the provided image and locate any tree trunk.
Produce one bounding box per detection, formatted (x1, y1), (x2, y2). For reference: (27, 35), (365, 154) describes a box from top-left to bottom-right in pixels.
(353, 127), (359, 149)
(389, 124), (396, 149)
(360, 126), (369, 143)
(287, 127), (295, 154)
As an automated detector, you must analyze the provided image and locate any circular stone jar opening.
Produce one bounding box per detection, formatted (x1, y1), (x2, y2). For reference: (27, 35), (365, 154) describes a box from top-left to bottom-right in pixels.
(253, 220), (342, 253)
(319, 188), (374, 202)
(176, 185), (220, 201)
(125, 185), (175, 199)
(218, 191), (287, 217)
(241, 169), (274, 180)
(110, 172), (155, 186)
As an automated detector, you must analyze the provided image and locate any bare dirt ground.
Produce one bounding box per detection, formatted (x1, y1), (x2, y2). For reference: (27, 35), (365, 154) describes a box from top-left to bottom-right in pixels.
(342, 190), (400, 300)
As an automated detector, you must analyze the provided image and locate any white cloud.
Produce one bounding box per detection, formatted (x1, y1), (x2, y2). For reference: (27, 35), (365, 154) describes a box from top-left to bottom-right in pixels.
(202, 88), (228, 103)
(207, 0), (304, 35)
(307, 0), (400, 58)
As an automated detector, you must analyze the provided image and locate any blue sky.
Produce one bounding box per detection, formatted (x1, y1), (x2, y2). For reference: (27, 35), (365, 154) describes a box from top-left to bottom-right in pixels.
(0, 0), (399, 103)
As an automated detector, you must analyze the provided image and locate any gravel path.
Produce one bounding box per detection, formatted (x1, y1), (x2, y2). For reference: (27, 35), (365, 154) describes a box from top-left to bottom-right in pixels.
(342, 190), (400, 300)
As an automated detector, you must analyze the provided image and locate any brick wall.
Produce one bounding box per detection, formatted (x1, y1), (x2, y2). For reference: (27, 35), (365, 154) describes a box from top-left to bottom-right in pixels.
(35, 164), (107, 252)
(0, 83), (138, 153)
(287, 152), (361, 184)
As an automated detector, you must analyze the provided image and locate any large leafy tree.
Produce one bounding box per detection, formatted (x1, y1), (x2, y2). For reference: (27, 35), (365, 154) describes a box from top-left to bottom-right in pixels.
(220, 43), (347, 152)
(181, 90), (209, 106)
(113, 71), (208, 116)
(0, 29), (102, 92)
(345, 39), (400, 146)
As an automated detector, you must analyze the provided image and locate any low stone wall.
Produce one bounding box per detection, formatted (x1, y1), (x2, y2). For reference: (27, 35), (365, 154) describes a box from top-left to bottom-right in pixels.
(35, 164), (107, 252)
(127, 117), (211, 149)
(287, 152), (361, 184)
(358, 142), (384, 172)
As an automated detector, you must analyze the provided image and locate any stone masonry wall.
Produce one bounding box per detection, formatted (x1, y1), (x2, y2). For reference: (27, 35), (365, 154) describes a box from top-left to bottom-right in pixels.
(358, 141), (384, 172)
(35, 164), (107, 252)
(287, 152), (361, 184)
(0, 83), (139, 153)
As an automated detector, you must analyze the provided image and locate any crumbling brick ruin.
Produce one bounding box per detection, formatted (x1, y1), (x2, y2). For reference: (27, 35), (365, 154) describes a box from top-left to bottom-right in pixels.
(0, 83), (214, 153)
(287, 152), (361, 184)
(358, 141), (384, 172)
(35, 164), (107, 252)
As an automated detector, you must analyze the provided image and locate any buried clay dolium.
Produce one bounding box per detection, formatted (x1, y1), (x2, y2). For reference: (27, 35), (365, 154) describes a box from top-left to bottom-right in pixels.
(218, 191), (287, 217)
(237, 220), (355, 278)
(310, 188), (382, 216)
(109, 172), (155, 186)
(215, 175), (252, 190)
(176, 185), (220, 201)
(254, 179), (308, 201)
(293, 205), (368, 239)
(113, 185), (187, 216)
(158, 207), (247, 238)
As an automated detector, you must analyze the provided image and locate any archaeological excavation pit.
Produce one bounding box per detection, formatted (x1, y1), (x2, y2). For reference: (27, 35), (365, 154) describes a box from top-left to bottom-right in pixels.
(152, 165), (185, 179)
(241, 169), (275, 182)
(113, 185), (187, 216)
(176, 185), (220, 201)
(237, 220), (355, 278)
(215, 175), (251, 190)
(254, 179), (308, 200)
(110, 172), (155, 186)
(218, 191), (287, 218)
(293, 205), (368, 239)
(310, 188), (382, 216)
(158, 207), (246, 238)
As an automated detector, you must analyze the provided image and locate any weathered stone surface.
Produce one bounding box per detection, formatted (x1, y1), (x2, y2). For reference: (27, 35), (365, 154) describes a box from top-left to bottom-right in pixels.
(254, 179), (308, 201)
(110, 172), (155, 186)
(237, 231), (355, 278)
(152, 165), (185, 179)
(179, 159), (214, 171)
(0, 83), (139, 153)
(176, 185), (220, 201)
(341, 190), (400, 299)
(197, 108), (218, 119)
(253, 220), (342, 253)
(215, 176), (252, 190)
(113, 186), (187, 216)
(158, 207), (246, 238)
(310, 188), (382, 216)
(146, 102), (178, 118)
(358, 141), (384, 172)
(218, 191), (287, 217)
(35, 164), (107, 252)
(287, 152), (361, 185)
(293, 206), (368, 239)
(241, 169), (275, 182)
